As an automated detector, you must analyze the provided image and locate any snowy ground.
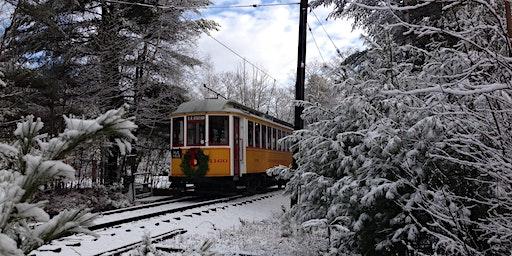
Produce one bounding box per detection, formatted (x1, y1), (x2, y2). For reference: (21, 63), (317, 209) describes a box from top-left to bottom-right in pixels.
(156, 210), (327, 256)
(33, 190), (295, 256)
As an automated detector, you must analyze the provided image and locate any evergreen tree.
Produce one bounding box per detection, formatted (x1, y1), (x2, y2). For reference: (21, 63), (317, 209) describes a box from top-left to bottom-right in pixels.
(0, 104), (136, 254)
(0, 0), (216, 183)
(285, 1), (512, 255)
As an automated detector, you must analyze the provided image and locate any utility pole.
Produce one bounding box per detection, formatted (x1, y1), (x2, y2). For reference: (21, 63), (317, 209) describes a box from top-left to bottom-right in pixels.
(294, 0), (308, 131)
(291, 0), (308, 206)
(506, 1), (512, 37)
(505, 0), (512, 53)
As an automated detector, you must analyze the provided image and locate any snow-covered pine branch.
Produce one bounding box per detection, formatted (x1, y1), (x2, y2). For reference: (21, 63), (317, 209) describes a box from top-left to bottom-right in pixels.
(0, 105), (136, 255)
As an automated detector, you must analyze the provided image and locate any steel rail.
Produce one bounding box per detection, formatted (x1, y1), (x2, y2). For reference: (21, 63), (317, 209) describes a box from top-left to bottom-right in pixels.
(90, 195), (244, 230)
(99, 195), (198, 216)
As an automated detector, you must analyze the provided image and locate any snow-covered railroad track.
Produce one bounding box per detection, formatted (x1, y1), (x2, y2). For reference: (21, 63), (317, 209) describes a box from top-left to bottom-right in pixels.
(99, 195), (198, 216)
(32, 190), (283, 256)
(91, 194), (243, 230)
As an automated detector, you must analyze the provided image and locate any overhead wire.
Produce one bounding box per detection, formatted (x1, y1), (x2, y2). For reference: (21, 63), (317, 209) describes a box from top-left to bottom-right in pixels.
(105, 0), (299, 10)
(309, 8), (343, 57)
(205, 33), (279, 86)
(106, 0), (300, 87)
(306, 22), (326, 63)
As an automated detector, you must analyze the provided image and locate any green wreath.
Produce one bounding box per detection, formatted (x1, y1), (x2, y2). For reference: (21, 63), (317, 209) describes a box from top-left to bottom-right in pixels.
(180, 148), (209, 178)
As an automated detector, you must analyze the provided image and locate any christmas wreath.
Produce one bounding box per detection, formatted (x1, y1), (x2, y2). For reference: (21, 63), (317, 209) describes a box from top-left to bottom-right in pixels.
(180, 148), (209, 178)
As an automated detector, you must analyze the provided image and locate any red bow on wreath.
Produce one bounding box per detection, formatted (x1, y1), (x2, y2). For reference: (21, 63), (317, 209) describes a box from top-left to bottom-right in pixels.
(188, 149), (198, 167)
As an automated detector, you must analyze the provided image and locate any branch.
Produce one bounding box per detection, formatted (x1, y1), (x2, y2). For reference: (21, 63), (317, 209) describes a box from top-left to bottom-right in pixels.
(383, 84), (510, 96)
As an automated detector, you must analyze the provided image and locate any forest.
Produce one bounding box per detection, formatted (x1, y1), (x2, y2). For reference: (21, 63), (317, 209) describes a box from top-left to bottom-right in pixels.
(1, 0), (512, 255)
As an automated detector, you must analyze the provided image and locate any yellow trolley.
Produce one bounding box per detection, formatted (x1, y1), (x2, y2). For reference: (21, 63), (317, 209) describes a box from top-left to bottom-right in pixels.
(169, 99), (293, 190)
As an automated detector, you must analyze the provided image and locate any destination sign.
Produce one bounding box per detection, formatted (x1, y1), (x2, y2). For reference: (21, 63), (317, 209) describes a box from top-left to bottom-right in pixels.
(187, 115), (205, 121)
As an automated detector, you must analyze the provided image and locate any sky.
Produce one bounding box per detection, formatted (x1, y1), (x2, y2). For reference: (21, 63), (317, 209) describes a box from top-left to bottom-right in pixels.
(0, 0), (365, 86)
(196, 0), (365, 85)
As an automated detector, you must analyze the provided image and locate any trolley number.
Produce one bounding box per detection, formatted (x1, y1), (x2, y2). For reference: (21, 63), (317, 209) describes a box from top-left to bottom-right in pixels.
(210, 159), (228, 164)
(171, 149), (181, 158)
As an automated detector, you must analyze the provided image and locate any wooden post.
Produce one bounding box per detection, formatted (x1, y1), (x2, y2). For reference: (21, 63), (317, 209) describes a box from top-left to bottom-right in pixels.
(505, 0), (512, 54)
(506, 0), (512, 39)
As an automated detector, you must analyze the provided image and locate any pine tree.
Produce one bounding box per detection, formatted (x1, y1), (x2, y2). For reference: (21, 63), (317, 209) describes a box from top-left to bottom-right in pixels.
(0, 105), (136, 254)
(286, 1), (512, 255)
(0, 0), (216, 183)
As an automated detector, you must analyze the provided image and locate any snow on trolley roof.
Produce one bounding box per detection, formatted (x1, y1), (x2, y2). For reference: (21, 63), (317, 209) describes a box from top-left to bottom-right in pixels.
(173, 99), (293, 129)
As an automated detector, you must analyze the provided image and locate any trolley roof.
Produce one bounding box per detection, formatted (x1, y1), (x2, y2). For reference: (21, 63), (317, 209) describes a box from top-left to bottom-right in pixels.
(172, 99), (294, 129)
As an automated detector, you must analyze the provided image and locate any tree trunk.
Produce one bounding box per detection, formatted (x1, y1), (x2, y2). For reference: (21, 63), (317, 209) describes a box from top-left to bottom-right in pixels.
(99, 2), (123, 185)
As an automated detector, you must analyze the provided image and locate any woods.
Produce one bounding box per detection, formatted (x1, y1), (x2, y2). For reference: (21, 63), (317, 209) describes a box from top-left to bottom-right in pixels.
(285, 1), (512, 255)
(2, 0), (512, 255)
(0, 0), (216, 185)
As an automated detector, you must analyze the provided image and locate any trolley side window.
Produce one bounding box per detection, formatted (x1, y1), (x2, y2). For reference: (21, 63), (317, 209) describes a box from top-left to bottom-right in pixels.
(282, 131), (286, 151)
(255, 123), (261, 148)
(248, 121), (254, 147)
(278, 130), (282, 151)
(272, 128), (277, 150)
(287, 131), (291, 151)
(285, 131), (290, 151)
(187, 115), (206, 146)
(172, 117), (184, 147)
(209, 115), (229, 145)
(267, 126), (272, 149)
(262, 125), (267, 149)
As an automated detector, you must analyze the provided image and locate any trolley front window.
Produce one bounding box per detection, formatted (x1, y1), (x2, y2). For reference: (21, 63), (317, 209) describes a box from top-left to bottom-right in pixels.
(187, 115), (205, 146)
(209, 116), (229, 145)
(172, 117), (184, 147)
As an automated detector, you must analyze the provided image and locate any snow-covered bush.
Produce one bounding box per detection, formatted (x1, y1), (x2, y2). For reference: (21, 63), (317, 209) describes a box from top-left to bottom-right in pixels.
(33, 185), (132, 215)
(286, 1), (512, 255)
(0, 105), (136, 255)
(266, 165), (293, 181)
(133, 233), (163, 256)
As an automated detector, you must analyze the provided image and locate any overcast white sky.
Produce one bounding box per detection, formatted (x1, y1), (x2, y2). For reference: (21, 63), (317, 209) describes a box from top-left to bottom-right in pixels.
(196, 0), (364, 85)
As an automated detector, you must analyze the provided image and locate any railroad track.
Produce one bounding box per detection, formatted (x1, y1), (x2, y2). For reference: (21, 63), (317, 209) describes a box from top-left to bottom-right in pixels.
(100, 195), (199, 216)
(33, 189), (282, 256)
(91, 194), (244, 230)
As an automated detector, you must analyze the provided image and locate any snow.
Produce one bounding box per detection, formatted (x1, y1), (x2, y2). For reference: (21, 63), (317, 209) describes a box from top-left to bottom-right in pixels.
(0, 143), (18, 157)
(15, 202), (50, 222)
(0, 233), (23, 256)
(23, 155), (76, 180)
(33, 191), (289, 256)
(173, 99), (242, 115)
(63, 118), (102, 135)
(152, 176), (171, 189)
(93, 198), (211, 226)
(14, 115), (44, 138)
(158, 210), (327, 256)
(1, 105), (137, 255)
